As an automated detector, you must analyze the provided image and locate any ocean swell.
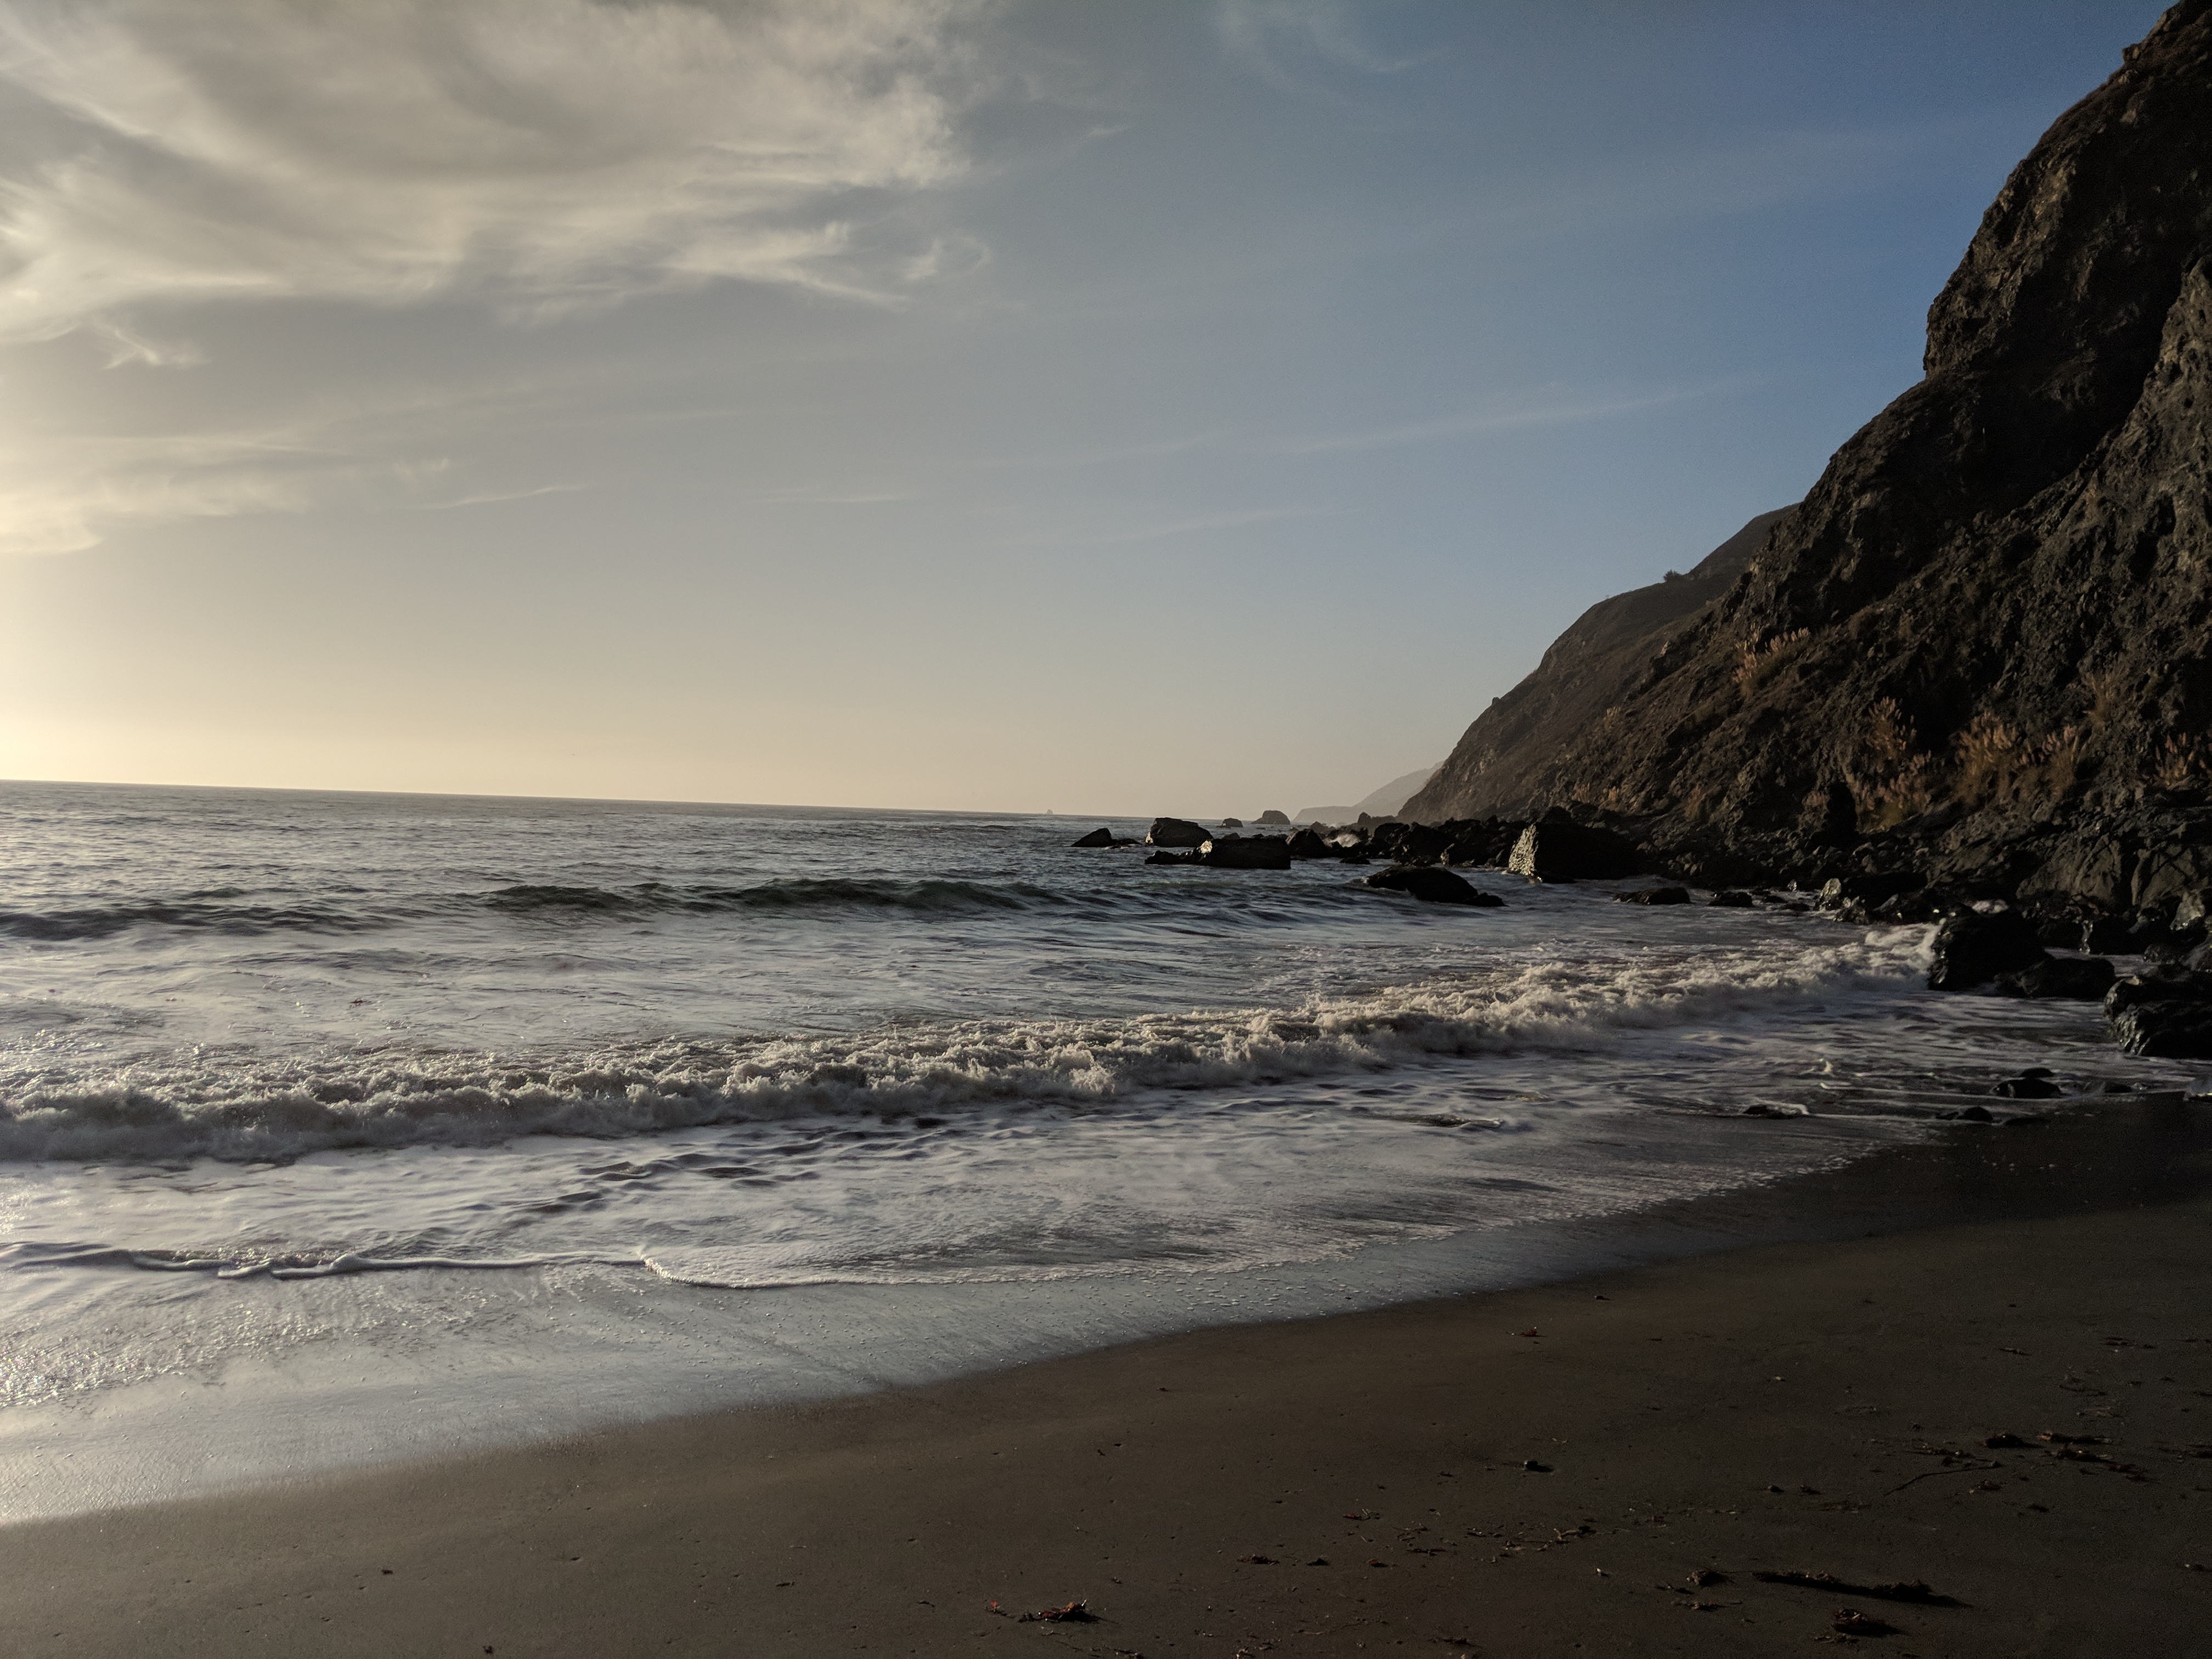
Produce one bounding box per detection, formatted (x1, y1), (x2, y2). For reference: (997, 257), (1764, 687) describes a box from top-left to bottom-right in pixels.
(0, 935), (1923, 1164)
(483, 876), (1063, 917)
(0, 877), (1076, 942)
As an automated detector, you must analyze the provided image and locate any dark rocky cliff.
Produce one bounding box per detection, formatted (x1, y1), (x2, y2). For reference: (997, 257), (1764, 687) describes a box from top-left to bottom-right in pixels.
(1405, 507), (1793, 821)
(1413, 1), (2212, 853)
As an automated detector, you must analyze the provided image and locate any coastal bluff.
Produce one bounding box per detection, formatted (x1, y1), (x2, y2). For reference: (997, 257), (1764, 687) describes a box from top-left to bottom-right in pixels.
(1408, 0), (2212, 872)
(1407, 505), (1793, 821)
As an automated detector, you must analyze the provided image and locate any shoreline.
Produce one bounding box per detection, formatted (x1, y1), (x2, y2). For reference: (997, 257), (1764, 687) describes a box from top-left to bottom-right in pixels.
(7, 1081), (2206, 1528)
(8, 1112), (2212, 1656)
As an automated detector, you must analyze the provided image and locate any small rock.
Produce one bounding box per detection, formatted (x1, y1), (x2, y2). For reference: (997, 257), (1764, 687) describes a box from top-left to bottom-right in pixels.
(1070, 827), (1118, 849)
(2113, 1000), (2212, 1058)
(2106, 968), (2212, 1017)
(1708, 890), (1756, 907)
(1200, 834), (1294, 871)
(1364, 865), (1503, 906)
(1219, 816), (1244, 828)
(1617, 885), (1691, 906)
(1994, 956), (2118, 1001)
(1146, 816), (1212, 848)
(1928, 909), (2049, 991)
(2081, 915), (2136, 954)
(1819, 871), (1926, 909)
(1508, 820), (1641, 882)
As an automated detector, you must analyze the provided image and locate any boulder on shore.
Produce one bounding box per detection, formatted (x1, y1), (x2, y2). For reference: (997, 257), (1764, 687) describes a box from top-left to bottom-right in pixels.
(1070, 827), (1118, 848)
(1927, 910), (2049, 991)
(1200, 835), (1294, 871)
(1819, 871), (1926, 909)
(1147, 817), (1212, 848)
(2107, 968), (2212, 1017)
(1995, 956), (2118, 1001)
(2113, 1000), (2212, 1058)
(1507, 819), (1640, 882)
(1364, 865), (1503, 907)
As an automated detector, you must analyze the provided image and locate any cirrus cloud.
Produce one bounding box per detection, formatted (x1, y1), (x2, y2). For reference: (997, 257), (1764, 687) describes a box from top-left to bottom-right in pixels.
(0, 0), (994, 353)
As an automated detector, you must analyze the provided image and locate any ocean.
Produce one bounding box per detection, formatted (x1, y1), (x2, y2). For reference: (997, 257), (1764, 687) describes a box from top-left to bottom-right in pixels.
(0, 780), (2191, 1520)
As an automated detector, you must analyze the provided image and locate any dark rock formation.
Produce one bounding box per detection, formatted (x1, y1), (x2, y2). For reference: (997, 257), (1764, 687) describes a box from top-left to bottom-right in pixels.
(1506, 817), (1641, 882)
(1709, 890), (1756, 907)
(1256, 810), (1291, 826)
(1819, 872), (1927, 909)
(1410, 3), (2212, 856)
(1200, 834), (1294, 870)
(1928, 910), (2049, 990)
(1070, 827), (1118, 848)
(2113, 998), (2212, 1056)
(1363, 865), (1502, 906)
(1407, 507), (1794, 822)
(1220, 817), (1244, 828)
(1995, 956), (2118, 1001)
(1147, 817), (1212, 849)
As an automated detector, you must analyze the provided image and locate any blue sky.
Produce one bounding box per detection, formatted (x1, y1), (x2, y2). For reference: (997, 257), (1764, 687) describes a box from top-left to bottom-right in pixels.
(0, 0), (2169, 813)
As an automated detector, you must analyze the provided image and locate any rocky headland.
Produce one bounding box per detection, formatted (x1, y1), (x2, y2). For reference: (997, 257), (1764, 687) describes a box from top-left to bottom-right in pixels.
(1378, 2), (2212, 1053)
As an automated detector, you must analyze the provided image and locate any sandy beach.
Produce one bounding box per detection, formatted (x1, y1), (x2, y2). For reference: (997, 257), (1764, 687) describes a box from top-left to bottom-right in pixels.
(8, 1169), (2211, 1658)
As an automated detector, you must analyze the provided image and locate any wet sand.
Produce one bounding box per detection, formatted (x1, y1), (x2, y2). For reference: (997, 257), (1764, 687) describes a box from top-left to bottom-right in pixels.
(8, 1172), (2212, 1656)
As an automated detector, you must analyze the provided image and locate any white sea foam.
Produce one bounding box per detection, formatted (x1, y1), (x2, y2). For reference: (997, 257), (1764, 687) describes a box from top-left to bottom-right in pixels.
(1, 932), (1928, 1163)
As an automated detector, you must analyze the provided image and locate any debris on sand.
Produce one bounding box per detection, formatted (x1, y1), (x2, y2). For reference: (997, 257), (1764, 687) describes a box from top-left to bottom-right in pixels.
(1019, 1600), (1099, 1623)
(1754, 1571), (1956, 1605)
(1687, 1568), (1730, 1587)
(1831, 1608), (1901, 1636)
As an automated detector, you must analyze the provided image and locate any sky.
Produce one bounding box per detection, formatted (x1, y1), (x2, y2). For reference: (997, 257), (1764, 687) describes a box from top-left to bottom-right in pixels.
(0, 0), (2172, 816)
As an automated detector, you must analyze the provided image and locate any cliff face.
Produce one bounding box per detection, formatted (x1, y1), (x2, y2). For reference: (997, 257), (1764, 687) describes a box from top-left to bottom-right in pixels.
(1415, 1), (2212, 834)
(1405, 508), (1793, 821)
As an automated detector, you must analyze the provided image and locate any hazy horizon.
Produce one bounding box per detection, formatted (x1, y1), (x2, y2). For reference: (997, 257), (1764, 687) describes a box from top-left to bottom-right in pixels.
(0, 0), (2166, 817)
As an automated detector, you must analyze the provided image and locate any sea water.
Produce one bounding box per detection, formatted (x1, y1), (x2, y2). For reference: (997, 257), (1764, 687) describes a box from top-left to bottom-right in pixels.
(0, 781), (2190, 1519)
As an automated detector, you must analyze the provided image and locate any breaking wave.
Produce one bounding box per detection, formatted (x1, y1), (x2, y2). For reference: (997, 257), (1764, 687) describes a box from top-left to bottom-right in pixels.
(0, 936), (1925, 1164)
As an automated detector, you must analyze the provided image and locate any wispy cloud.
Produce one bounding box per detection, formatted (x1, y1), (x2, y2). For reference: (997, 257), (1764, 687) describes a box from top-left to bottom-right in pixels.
(1216, 0), (1432, 103)
(414, 483), (589, 514)
(0, 0), (995, 351)
(0, 371), (614, 554)
(0, 423), (367, 554)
